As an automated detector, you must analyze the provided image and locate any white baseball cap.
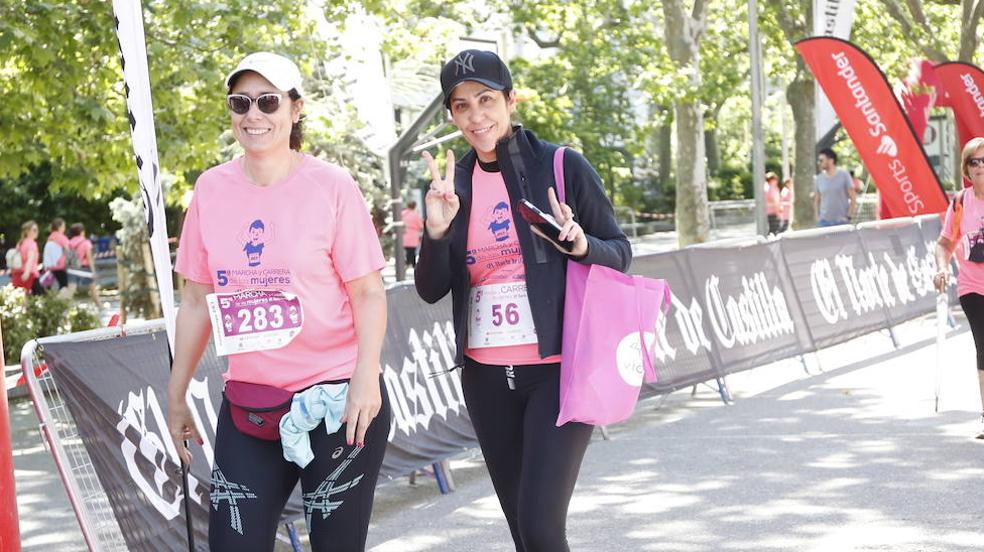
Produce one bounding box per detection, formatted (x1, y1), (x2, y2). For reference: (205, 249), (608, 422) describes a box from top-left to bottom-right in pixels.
(225, 52), (304, 96)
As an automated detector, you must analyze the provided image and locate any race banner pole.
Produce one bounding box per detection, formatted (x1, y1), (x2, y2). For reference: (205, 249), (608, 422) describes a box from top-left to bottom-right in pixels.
(0, 320), (21, 552)
(111, 1), (190, 549)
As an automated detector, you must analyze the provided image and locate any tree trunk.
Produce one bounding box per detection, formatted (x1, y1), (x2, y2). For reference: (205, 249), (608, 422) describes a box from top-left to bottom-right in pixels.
(787, 77), (817, 229)
(959, 0), (984, 62)
(658, 113), (673, 187)
(704, 124), (720, 175)
(675, 102), (710, 245)
(663, 0), (709, 247)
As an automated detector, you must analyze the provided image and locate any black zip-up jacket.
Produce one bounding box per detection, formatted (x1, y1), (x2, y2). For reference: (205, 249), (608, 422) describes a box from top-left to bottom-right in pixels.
(414, 127), (632, 366)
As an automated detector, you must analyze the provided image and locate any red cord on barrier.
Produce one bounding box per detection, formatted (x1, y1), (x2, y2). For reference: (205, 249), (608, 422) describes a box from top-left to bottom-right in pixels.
(0, 321), (23, 551)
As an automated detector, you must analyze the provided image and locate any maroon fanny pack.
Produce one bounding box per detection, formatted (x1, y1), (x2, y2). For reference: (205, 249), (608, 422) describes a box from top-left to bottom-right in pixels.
(224, 380), (294, 441)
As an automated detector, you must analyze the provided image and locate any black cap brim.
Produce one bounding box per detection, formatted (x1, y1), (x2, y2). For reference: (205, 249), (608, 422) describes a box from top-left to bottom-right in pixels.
(443, 78), (508, 108)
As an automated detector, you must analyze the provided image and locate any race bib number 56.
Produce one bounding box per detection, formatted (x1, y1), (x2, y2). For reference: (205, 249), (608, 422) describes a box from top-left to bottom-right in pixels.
(206, 290), (303, 356)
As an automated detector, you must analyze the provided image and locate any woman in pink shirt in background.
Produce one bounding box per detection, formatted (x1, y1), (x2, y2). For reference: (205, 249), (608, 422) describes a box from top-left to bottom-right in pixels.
(64, 223), (99, 304)
(166, 52), (389, 551)
(11, 220), (43, 295)
(401, 199), (424, 267)
(779, 177), (794, 233)
(765, 172), (781, 234)
(936, 136), (984, 439)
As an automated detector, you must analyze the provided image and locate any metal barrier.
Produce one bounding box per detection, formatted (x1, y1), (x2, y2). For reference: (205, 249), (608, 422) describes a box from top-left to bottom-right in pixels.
(20, 324), (157, 551)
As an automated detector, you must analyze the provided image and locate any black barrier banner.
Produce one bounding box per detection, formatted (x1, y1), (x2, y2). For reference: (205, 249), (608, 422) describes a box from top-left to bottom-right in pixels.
(631, 252), (719, 395)
(43, 334), (219, 550)
(855, 222), (937, 326)
(683, 242), (813, 376)
(42, 285), (472, 549)
(379, 284), (476, 476)
(780, 228), (891, 350)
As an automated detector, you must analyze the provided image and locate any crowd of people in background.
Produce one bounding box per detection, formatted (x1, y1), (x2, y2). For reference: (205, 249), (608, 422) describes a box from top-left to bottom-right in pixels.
(4, 217), (100, 304)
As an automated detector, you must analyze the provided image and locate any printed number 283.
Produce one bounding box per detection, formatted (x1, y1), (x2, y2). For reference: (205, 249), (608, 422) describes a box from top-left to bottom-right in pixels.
(237, 305), (284, 332)
(491, 303), (520, 326)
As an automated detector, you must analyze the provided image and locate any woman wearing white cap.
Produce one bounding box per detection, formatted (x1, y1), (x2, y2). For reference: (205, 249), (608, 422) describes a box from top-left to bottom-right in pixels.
(166, 52), (390, 551)
(416, 49), (631, 552)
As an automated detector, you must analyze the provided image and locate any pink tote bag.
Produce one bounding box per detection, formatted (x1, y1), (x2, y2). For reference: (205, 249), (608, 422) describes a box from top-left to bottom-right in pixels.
(552, 147), (671, 426)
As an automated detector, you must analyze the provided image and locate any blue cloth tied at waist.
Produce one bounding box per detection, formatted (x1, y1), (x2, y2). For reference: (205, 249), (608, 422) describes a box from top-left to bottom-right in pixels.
(279, 383), (348, 468)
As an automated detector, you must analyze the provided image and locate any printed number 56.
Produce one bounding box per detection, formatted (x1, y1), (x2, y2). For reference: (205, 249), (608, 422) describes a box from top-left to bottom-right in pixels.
(491, 303), (520, 326)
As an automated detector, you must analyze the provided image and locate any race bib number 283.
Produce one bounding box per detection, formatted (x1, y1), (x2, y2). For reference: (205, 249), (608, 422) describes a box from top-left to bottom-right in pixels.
(206, 289), (303, 356)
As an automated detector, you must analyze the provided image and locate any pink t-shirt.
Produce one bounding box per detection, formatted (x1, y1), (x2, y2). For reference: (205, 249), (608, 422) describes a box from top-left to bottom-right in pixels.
(463, 165), (560, 366)
(46, 231), (70, 270)
(941, 191), (984, 297)
(765, 183), (781, 215)
(401, 208), (424, 248)
(780, 187), (793, 221)
(175, 155), (386, 390)
(68, 236), (93, 268)
(12, 238), (40, 288)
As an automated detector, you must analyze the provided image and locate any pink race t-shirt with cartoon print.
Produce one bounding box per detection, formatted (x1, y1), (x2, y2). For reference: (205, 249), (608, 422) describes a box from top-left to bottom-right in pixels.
(175, 155), (386, 391)
(463, 164), (560, 366)
(942, 190), (984, 297)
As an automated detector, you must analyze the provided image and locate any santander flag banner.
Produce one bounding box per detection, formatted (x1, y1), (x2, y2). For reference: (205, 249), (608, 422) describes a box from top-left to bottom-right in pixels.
(934, 61), (984, 156)
(796, 37), (947, 217)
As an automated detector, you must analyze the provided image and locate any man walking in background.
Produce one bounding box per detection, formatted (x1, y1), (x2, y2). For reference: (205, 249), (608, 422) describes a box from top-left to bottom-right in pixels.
(814, 148), (856, 227)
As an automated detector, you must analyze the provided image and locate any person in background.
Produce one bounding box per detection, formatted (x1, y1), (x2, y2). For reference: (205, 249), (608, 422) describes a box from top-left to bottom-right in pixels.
(43, 217), (69, 289)
(764, 172), (781, 234)
(778, 177), (794, 233)
(814, 148), (856, 227)
(935, 136), (984, 439)
(11, 220), (43, 295)
(64, 223), (100, 305)
(401, 199), (424, 268)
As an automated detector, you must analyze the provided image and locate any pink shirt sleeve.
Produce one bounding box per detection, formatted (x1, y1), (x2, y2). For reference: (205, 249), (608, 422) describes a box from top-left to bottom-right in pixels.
(174, 190), (213, 284)
(331, 174), (386, 282)
(941, 198), (956, 242)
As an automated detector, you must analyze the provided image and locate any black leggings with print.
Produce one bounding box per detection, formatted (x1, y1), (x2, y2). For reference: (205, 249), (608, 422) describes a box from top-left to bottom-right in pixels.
(208, 377), (390, 552)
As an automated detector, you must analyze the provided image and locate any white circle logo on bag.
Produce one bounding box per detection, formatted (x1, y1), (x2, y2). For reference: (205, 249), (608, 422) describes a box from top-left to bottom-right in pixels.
(615, 332), (656, 387)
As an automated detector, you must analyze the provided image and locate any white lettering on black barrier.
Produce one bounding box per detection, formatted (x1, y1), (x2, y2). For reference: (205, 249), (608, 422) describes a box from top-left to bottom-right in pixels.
(810, 244), (937, 325)
(115, 377), (215, 518)
(705, 272), (794, 349)
(384, 321), (466, 440)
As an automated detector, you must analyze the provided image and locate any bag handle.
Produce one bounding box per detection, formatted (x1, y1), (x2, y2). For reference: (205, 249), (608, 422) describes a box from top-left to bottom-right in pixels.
(553, 146), (568, 204)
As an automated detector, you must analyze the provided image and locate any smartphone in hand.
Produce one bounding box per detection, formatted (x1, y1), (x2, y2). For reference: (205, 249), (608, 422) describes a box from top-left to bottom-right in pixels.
(516, 199), (575, 252)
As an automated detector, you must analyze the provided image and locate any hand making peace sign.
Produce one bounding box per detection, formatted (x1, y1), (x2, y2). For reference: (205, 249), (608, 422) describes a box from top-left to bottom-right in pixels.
(422, 149), (460, 239)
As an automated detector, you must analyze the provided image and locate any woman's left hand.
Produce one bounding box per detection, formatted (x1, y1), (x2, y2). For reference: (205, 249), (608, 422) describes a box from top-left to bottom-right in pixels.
(342, 364), (382, 448)
(530, 187), (589, 257)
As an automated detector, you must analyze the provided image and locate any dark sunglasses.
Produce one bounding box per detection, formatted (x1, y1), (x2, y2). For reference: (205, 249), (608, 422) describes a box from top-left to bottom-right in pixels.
(226, 93), (284, 115)
(968, 157), (984, 168)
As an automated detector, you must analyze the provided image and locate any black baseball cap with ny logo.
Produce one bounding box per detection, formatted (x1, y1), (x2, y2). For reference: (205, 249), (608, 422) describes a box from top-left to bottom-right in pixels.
(440, 49), (513, 108)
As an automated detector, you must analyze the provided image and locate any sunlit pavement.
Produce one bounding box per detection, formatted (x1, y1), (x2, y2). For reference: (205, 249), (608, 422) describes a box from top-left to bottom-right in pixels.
(366, 314), (984, 552)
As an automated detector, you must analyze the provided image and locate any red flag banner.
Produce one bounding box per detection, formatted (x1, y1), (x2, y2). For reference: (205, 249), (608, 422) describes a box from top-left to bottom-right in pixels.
(934, 61), (984, 161)
(796, 37), (947, 217)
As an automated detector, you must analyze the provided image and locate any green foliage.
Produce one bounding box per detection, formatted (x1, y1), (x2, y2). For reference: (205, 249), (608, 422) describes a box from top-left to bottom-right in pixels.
(0, 0), (324, 201)
(110, 195), (157, 319)
(0, 286), (100, 364)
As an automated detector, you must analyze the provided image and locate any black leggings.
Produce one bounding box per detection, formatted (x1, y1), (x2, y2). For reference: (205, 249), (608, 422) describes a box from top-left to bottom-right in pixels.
(462, 358), (593, 552)
(960, 293), (984, 371)
(209, 377), (391, 552)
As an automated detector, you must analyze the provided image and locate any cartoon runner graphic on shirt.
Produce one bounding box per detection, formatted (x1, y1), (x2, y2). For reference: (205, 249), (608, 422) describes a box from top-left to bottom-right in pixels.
(488, 202), (512, 242)
(243, 219), (267, 267)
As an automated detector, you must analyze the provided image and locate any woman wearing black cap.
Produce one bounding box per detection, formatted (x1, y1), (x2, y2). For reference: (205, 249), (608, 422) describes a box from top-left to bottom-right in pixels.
(415, 49), (631, 551)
